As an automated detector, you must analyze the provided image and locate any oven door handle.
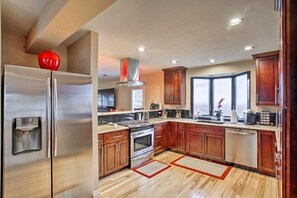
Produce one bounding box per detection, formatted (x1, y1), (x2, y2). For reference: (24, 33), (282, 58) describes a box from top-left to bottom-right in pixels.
(131, 129), (154, 137)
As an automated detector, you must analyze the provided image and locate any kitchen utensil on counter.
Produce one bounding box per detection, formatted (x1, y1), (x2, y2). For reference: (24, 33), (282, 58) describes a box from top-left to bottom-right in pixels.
(260, 111), (271, 125)
(150, 101), (160, 110)
(231, 109), (237, 123)
(243, 109), (256, 125)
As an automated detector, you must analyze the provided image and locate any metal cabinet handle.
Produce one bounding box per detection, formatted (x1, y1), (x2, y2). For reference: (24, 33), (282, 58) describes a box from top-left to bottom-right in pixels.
(258, 135), (261, 144)
(53, 79), (58, 157)
(155, 136), (162, 139)
(113, 135), (123, 139)
(101, 146), (104, 158)
(275, 85), (278, 105)
(46, 78), (51, 158)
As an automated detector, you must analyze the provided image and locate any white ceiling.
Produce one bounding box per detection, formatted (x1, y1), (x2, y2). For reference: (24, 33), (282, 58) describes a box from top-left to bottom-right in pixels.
(2, 0), (280, 80)
(83, 0), (280, 79)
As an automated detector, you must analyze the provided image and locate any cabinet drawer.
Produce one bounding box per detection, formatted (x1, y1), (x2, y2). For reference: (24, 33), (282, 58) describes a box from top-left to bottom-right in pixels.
(154, 128), (163, 138)
(154, 138), (163, 152)
(154, 123), (163, 130)
(98, 134), (104, 146)
(186, 124), (224, 136)
(104, 130), (128, 144)
(178, 123), (186, 131)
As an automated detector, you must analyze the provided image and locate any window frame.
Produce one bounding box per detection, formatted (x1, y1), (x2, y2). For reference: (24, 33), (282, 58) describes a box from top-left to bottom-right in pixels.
(130, 86), (145, 110)
(191, 71), (251, 117)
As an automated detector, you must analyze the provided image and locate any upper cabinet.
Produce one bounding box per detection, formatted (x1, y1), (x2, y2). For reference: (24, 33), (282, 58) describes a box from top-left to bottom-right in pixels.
(253, 51), (279, 105)
(162, 67), (187, 105)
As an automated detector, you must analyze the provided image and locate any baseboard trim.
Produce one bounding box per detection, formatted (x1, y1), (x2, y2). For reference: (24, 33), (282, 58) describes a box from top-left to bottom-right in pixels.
(93, 189), (100, 198)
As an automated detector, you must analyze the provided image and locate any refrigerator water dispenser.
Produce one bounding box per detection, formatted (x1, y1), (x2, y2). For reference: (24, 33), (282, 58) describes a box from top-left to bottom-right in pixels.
(12, 117), (42, 155)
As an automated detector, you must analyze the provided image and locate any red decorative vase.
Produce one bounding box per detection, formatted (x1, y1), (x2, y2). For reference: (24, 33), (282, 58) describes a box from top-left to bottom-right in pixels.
(38, 50), (60, 71)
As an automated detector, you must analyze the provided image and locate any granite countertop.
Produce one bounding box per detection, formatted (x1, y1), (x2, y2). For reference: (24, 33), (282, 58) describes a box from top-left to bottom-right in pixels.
(97, 124), (129, 134)
(148, 118), (277, 132)
(98, 109), (161, 116)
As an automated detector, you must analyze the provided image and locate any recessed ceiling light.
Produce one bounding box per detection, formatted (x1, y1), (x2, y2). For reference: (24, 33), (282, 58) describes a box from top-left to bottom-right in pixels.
(137, 47), (146, 52)
(229, 18), (243, 26)
(209, 59), (216, 63)
(171, 60), (178, 64)
(244, 45), (254, 51)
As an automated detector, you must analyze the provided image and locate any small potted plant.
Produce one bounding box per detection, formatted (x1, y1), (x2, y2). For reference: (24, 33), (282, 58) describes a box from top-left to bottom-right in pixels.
(214, 98), (225, 121)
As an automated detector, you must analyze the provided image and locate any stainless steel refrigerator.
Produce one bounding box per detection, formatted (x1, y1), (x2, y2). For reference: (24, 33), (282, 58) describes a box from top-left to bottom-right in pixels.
(2, 65), (93, 197)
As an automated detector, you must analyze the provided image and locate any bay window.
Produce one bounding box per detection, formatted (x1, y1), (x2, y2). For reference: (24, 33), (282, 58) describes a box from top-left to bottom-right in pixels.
(191, 72), (250, 119)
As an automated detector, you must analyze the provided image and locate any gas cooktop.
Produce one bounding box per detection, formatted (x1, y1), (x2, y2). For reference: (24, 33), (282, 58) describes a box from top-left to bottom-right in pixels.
(117, 120), (153, 128)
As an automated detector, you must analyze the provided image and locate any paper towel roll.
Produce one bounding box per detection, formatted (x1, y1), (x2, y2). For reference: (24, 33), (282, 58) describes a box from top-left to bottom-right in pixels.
(231, 110), (237, 123)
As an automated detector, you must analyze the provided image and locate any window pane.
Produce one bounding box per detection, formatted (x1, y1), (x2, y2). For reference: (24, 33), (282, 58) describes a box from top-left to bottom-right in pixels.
(236, 74), (248, 119)
(132, 89), (143, 110)
(213, 78), (232, 116)
(193, 79), (210, 115)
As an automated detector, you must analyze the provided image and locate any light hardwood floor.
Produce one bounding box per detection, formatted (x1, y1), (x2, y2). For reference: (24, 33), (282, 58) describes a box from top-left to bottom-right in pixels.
(99, 151), (280, 198)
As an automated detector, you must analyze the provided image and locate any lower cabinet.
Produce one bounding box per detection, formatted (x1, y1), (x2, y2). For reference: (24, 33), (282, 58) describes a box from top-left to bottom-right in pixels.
(98, 130), (129, 178)
(258, 130), (276, 176)
(177, 123), (186, 153)
(186, 130), (204, 156)
(168, 122), (178, 150)
(186, 124), (225, 162)
(98, 135), (104, 178)
(204, 133), (225, 161)
(154, 122), (168, 155)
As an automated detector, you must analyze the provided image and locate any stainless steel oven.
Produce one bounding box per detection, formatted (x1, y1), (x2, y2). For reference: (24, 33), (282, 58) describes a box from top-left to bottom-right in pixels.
(130, 125), (154, 168)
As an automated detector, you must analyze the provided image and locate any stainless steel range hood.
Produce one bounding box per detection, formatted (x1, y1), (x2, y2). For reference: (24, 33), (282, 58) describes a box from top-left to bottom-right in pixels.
(115, 58), (144, 87)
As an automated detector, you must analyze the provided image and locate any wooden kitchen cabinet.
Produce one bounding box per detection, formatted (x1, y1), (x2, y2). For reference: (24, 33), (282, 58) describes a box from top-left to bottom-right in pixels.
(253, 51), (279, 105)
(204, 133), (225, 161)
(118, 140), (129, 169)
(104, 142), (118, 175)
(177, 123), (186, 153)
(98, 134), (104, 178)
(186, 124), (225, 161)
(258, 130), (276, 176)
(162, 67), (187, 105)
(154, 123), (167, 155)
(99, 130), (129, 178)
(168, 122), (178, 150)
(186, 130), (204, 156)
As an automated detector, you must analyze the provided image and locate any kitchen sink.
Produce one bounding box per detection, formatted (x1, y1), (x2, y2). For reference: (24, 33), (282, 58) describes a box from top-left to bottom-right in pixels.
(196, 120), (225, 124)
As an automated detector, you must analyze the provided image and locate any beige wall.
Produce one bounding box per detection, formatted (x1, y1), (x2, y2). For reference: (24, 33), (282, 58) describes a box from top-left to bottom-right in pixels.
(141, 72), (164, 110)
(2, 29), (67, 71)
(67, 31), (99, 195)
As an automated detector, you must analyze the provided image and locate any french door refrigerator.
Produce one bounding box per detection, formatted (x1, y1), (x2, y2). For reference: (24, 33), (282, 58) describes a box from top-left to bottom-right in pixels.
(2, 65), (93, 197)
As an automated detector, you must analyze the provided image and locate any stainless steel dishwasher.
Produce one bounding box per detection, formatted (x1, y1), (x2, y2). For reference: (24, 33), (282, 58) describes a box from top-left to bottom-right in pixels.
(225, 128), (257, 168)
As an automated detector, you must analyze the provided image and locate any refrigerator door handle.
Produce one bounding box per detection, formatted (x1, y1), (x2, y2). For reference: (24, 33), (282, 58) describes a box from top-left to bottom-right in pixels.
(53, 79), (58, 157)
(47, 78), (51, 158)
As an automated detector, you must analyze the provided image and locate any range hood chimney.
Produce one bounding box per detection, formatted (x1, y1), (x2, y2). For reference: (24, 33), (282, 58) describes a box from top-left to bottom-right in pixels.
(115, 58), (144, 87)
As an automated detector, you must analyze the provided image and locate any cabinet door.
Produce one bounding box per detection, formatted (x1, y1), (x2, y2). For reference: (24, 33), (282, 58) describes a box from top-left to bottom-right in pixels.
(104, 143), (118, 175)
(171, 70), (181, 104)
(162, 123), (169, 150)
(118, 140), (129, 169)
(177, 130), (186, 153)
(186, 131), (204, 156)
(164, 72), (173, 104)
(98, 145), (104, 178)
(204, 134), (225, 161)
(154, 137), (163, 155)
(255, 54), (279, 105)
(168, 122), (178, 150)
(258, 131), (276, 176)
